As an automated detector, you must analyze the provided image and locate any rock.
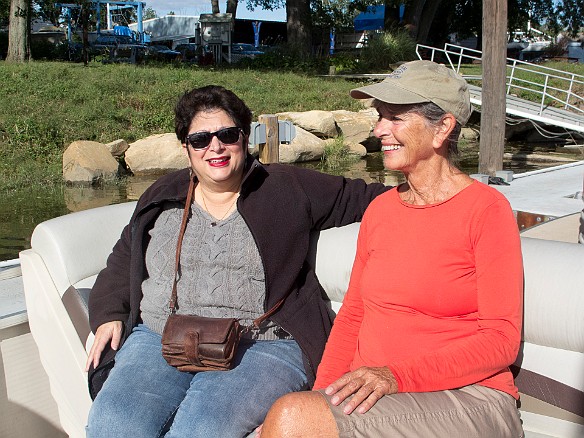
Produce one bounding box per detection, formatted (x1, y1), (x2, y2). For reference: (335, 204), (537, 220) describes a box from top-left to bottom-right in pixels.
(106, 139), (129, 157)
(276, 111), (338, 138)
(125, 133), (188, 175)
(279, 127), (326, 163)
(347, 142), (368, 157)
(461, 127), (479, 141)
(63, 140), (120, 183)
(332, 109), (377, 150)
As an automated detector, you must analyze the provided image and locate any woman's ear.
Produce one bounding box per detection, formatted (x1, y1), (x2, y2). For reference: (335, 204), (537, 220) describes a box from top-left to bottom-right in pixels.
(432, 114), (457, 149)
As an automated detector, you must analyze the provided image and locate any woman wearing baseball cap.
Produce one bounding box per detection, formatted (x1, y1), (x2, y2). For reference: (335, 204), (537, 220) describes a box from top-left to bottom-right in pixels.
(261, 60), (524, 437)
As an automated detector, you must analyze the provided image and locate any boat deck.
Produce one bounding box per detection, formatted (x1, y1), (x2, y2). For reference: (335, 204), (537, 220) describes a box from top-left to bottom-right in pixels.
(0, 261), (26, 328)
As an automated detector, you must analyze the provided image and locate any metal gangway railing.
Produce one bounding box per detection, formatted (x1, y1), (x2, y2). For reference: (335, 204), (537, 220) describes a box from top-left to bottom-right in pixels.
(416, 43), (584, 119)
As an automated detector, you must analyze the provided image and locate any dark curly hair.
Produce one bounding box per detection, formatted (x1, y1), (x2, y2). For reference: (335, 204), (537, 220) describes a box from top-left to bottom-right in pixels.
(174, 85), (253, 144)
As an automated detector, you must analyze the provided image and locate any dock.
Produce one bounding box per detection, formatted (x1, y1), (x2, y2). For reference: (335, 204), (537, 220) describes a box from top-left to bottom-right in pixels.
(493, 161), (583, 218)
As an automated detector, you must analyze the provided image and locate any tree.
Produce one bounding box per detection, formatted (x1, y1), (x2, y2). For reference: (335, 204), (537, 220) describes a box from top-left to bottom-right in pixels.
(557, 0), (584, 36)
(286, 0), (313, 52)
(311, 0), (378, 30)
(34, 0), (61, 25)
(226, 0), (239, 18)
(6, 0), (30, 61)
(143, 7), (157, 20)
(0, 0), (10, 25)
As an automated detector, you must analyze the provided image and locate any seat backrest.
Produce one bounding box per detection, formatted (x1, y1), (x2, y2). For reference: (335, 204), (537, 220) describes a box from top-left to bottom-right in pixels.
(311, 225), (584, 423)
(30, 201), (136, 346)
(30, 201), (137, 296)
(512, 237), (584, 421)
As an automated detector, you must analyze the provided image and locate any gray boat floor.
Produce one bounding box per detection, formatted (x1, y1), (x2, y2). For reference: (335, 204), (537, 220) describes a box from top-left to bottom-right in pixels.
(0, 262), (26, 325)
(493, 161), (584, 218)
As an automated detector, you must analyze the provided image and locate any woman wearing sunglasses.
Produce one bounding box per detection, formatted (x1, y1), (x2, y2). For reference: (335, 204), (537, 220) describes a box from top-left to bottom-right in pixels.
(85, 85), (388, 438)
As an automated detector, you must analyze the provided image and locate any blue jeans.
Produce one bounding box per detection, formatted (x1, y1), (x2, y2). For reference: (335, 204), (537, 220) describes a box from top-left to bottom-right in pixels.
(86, 324), (308, 438)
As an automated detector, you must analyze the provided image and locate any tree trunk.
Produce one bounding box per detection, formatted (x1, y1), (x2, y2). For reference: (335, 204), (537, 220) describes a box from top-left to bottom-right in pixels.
(416, 0), (443, 44)
(6, 0), (30, 62)
(286, 0), (312, 54)
(226, 0), (238, 19)
(403, 0), (427, 38)
(211, 0), (220, 14)
(383, 0), (402, 29)
(81, 6), (90, 65)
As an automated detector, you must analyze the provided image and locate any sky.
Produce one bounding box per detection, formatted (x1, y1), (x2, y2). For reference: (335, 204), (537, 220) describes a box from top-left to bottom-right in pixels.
(145, 0), (287, 22)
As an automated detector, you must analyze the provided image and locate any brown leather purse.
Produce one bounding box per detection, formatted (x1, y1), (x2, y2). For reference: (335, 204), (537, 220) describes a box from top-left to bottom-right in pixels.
(161, 178), (287, 373)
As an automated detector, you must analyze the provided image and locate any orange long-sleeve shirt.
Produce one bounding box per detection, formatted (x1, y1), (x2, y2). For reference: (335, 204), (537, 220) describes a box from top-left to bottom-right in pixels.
(314, 182), (523, 399)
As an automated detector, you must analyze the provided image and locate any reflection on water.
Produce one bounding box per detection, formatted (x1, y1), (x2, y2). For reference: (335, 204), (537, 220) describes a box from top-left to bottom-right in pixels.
(0, 144), (571, 261)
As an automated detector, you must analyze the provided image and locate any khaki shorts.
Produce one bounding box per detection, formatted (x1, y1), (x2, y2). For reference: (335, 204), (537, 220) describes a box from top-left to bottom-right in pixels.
(318, 385), (524, 438)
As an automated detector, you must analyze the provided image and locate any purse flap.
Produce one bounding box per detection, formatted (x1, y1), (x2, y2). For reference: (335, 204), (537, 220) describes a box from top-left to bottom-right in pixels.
(184, 315), (239, 344)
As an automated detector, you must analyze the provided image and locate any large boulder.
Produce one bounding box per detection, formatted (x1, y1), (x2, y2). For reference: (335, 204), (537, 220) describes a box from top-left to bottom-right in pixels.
(332, 109), (377, 150)
(277, 111), (338, 138)
(125, 133), (189, 175)
(63, 140), (120, 183)
(279, 127), (326, 163)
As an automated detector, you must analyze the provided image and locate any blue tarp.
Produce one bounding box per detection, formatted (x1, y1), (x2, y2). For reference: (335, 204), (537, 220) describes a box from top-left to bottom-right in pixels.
(354, 5), (385, 31)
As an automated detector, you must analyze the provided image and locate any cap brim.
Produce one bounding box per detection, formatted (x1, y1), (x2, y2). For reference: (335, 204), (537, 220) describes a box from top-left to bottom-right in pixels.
(350, 82), (429, 105)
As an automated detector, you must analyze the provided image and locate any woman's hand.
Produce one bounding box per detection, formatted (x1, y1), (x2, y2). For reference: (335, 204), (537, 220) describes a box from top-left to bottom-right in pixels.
(325, 366), (398, 414)
(85, 321), (123, 372)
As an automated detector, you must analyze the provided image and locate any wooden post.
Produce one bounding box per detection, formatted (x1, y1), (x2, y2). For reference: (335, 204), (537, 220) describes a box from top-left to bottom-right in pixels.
(258, 114), (280, 164)
(479, 0), (507, 175)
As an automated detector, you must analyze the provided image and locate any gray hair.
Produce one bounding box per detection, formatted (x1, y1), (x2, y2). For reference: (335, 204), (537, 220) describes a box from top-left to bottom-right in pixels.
(373, 100), (462, 164)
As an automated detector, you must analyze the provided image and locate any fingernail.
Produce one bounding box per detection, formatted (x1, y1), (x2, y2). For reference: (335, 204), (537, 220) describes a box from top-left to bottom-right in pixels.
(325, 387), (333, 395)
(331, 396), (339, 405)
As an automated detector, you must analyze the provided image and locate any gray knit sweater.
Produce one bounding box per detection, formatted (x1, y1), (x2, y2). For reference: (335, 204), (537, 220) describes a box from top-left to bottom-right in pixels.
(140, 202), (290, 340)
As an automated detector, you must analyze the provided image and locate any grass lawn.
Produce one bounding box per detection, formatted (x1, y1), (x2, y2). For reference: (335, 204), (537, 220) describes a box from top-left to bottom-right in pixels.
(0, 61), (368, 191)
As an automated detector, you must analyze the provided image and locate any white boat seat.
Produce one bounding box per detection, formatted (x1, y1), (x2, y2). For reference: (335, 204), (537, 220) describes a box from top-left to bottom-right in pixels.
(20, 202), (584, 438)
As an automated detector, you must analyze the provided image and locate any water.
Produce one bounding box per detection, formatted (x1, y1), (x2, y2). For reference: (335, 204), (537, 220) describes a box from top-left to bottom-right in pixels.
(0, 143), (571, 261)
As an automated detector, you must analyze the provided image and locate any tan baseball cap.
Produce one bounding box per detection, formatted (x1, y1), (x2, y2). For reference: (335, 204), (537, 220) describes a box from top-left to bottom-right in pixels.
(350, 60), (472, 125)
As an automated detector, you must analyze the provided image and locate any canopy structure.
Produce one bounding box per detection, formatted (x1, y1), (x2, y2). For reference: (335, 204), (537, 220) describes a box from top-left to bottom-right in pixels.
(353, 5), (385, 31)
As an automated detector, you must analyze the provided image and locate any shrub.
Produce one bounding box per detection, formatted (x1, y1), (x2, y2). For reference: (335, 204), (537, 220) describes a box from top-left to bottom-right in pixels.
(358, 30), (417, 72)
(321, 136), (359, 171)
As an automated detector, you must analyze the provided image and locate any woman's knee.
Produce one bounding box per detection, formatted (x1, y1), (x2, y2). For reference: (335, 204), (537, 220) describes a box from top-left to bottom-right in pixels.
(262, 391), (338, 438)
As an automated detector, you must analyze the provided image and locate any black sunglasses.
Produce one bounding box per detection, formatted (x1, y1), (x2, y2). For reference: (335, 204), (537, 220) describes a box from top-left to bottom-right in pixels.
(185, 127), (242, 150)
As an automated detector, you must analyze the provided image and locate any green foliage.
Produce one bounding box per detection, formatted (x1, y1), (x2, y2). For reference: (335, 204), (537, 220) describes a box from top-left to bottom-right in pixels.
(321, 136), (359, 171)
(329, 52), (359, 73)
(358, 30), (417, 72)
(235, 45), (330, 74)
(311, 0), (379, 30)
(143, 7), (158, 20)
(0, 31), (7, 59)
(0, 61), (366, 190)
(0, 0), (8, 26)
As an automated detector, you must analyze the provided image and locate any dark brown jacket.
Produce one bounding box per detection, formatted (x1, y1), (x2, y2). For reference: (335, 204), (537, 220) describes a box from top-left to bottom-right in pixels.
(88, 155), (388, 398)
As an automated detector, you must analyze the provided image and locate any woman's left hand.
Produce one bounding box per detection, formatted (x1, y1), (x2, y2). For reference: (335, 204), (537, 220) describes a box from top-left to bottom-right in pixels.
(325, 366), (398, 415)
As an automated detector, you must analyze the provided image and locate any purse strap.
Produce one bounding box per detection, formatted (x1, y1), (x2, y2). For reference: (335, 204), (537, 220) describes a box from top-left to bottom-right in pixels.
(168, 177), (290, 330)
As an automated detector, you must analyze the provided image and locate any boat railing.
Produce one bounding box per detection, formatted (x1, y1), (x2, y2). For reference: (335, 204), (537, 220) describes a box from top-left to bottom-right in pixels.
(416, 43), (584, 117)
